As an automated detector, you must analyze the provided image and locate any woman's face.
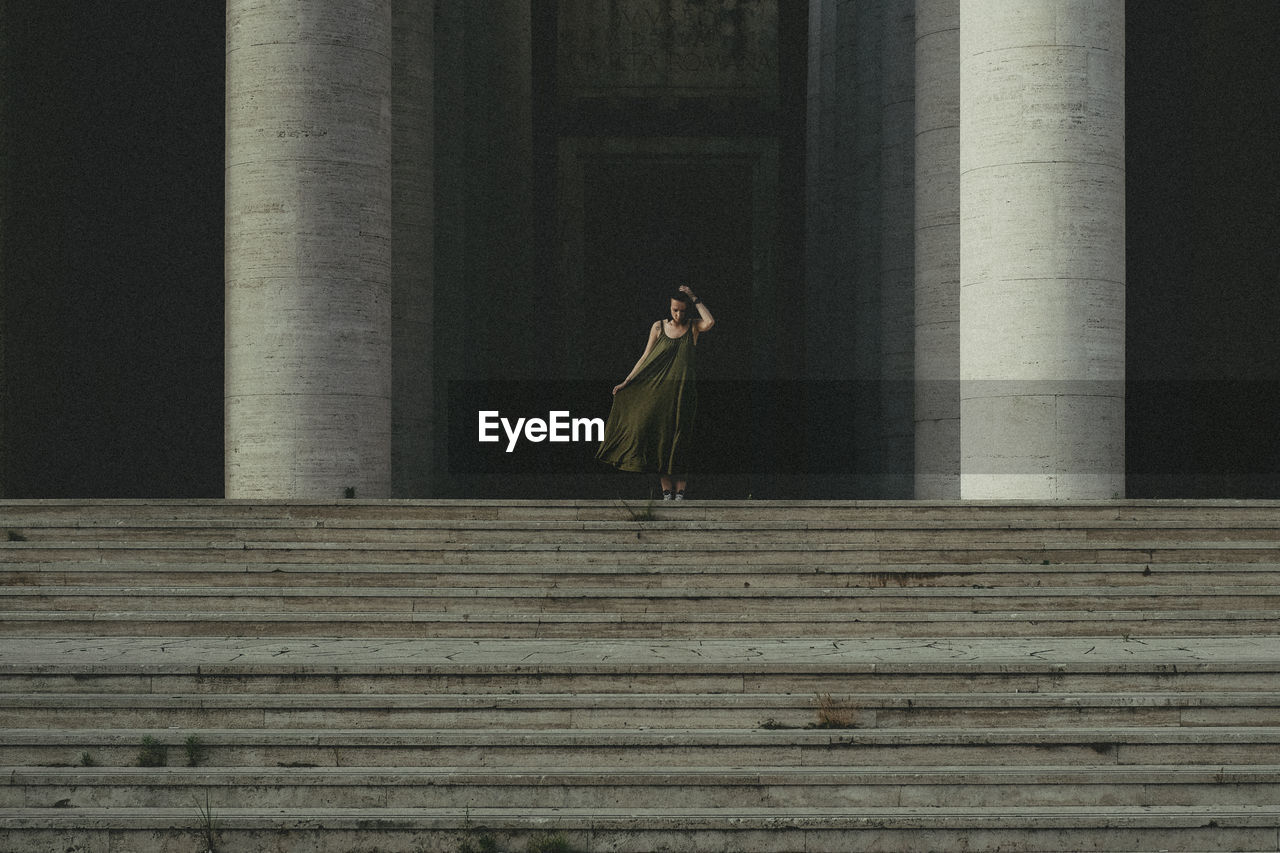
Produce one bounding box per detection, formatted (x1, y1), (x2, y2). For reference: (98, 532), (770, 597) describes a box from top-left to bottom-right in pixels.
(669, 299), (689, 323)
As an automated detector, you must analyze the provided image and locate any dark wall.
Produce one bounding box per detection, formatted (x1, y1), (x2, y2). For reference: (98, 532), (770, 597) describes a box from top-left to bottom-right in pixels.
(1126, 0), (1280, 496)
(2, 1), (224, 497)
(3, 2), (1279, 497)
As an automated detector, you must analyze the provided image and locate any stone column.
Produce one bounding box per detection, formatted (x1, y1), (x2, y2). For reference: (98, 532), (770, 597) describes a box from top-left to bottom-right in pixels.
(848, 0), (884, 498)
(959, 0), (1125, 499)
(804, 0), (869, 497)
(225, 0), (394, 498)
(803, 0), (839, 377)
(913, 0), (959, 498)
(806, 0), (916, 497)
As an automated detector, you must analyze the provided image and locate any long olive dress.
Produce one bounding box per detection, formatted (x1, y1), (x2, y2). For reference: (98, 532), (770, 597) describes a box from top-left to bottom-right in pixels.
(595, 321), (697, 475)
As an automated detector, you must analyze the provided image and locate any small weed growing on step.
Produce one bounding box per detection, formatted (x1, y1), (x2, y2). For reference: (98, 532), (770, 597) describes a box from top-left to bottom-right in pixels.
(5, 530), (26, 541)
(618, 498), (657, 522)
(812, 693), (858, 729)
(194, 791), (220, 853)
(458, 807), (500, 853)
(459, 833), (499, 853)
(136, 736), (168, 767)
(763, 697), (861, 730)
(184, 734), (208, 767)
(78, 752), (97, 767)
(526, 833), (581, 853)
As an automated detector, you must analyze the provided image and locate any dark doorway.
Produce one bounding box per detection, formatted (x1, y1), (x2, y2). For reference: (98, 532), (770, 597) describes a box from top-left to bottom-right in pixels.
(583, 159), (757, 496)
(1126, 0), (1280, 496)
(584, 160), (752, 378)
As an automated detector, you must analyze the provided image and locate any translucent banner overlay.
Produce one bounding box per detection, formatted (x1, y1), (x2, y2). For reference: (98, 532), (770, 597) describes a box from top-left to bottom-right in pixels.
(444, 380), (1280, 477)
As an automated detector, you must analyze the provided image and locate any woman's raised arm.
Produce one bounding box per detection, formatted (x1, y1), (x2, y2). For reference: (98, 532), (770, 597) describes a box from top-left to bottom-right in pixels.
(679, 285), (715, 333)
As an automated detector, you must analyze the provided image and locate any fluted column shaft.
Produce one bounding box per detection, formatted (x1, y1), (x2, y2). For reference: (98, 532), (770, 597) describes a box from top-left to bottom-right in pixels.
(806, 0), (916, 497)
(225, 0), (394, 498)
(879, 0), (917, 499)
(959, 0), (1125, 499)
(913, 0), (960, 499)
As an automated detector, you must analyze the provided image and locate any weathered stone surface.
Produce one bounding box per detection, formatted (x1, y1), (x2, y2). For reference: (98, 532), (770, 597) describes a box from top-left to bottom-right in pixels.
(557, 0), (778, 104)
(959, 0), (1126, 500)
(4, 806), (1280, 853)
(807, 1), (917, 498)
(224, 0), (394, 499)
(3, 500), (1279, 849)
(914, 0), (961, 500)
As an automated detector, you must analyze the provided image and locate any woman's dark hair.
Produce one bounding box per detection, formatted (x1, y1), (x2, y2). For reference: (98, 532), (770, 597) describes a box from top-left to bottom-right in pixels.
(667, 291), (693, 316)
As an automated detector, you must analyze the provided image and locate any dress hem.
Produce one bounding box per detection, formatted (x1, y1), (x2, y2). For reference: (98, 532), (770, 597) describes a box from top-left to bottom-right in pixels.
(595, 458), (687, 476)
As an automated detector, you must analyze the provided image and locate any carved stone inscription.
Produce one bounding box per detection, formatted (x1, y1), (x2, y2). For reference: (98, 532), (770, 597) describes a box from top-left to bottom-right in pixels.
(559, 0), (778, 100)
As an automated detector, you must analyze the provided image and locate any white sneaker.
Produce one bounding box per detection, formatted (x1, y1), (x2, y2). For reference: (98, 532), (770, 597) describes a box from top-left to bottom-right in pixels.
(674, 491), (685, 501)
(662, 491), (674, 501)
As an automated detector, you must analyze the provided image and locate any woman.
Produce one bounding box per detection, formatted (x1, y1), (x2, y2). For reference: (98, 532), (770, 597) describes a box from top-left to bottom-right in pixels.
(595, 285), (715, 499)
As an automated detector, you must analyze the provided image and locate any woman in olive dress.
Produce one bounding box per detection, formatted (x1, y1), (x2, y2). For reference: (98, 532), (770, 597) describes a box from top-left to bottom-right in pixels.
(595, 285), (715, 499)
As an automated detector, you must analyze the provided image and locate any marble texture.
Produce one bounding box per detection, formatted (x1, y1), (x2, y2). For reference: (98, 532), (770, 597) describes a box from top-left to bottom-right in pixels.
(914, 0), (960, 498)
(6, 635), (1278, 673)
(224, 0), (394, 499)
(958, 0), (1125, 500)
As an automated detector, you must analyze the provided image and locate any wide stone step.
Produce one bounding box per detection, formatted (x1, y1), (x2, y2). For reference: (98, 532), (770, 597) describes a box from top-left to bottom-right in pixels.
(7, 560), (1280, 590)
(10, 520), (1280, 547)
(7, 726), (1280, 769)
(3, 691), (1277, 730)
(5, 497), (1278, 523)
(3, 500), (1277, 852)
(4, 805), (1280, 853)
(7, 765), (1280, 810)
(5, 636), (1278, 693)
(7, 540), (1280, 567)
(16, 498), (1260, 517)
(10, 667), (1273, 698)
(6, 608), (1279, 638)
(9, 584), (1280, 613)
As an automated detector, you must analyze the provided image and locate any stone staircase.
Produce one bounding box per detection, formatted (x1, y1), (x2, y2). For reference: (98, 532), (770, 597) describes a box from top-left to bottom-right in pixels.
(1, 499), (1279, 852)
